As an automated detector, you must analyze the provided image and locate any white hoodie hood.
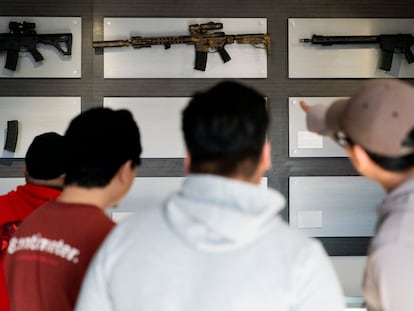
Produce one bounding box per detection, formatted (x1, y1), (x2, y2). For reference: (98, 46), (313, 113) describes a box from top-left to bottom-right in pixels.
(165, 174), (285, 252)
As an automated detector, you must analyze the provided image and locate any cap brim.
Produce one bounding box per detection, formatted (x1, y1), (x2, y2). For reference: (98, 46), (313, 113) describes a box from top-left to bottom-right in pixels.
(326, 99), (348, 133)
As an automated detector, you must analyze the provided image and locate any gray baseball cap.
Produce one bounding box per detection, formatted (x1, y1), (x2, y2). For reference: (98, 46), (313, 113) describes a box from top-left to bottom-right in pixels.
(326, 79), (414, 157)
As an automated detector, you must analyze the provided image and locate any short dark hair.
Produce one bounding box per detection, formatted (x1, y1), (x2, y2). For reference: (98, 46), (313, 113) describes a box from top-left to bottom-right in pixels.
(350, 128), (414, 172)
(182, 81), (268, 177)
(25, 132), (65, 180)
(63, 108), (142, 188)
(366, 151), (414, 172)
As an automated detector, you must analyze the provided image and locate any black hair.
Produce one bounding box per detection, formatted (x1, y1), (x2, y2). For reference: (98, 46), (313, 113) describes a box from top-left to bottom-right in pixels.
(182, 81), (268, 177)
(355, 128), (414, 172)
(366, 151), (414, 172)
(367, 128), (414, 172)
(338, 129), (414, 172)
(63, 108), (142, 188)
(25, 132), (65, 180)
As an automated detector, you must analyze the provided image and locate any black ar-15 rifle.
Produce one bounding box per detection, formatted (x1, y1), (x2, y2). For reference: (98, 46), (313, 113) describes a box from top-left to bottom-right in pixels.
(93, 21), (271, 71)
(0, 21), (73, 71)
(300, 34), (414, 71)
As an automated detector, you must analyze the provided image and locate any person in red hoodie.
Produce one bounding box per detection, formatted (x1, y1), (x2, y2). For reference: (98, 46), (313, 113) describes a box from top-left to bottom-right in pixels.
(0, 132), (65, 311)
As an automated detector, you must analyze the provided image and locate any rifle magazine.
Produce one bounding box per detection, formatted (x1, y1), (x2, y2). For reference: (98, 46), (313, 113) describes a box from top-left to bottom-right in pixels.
(194, 51), (208, 71)
(5, 49), (19, 71)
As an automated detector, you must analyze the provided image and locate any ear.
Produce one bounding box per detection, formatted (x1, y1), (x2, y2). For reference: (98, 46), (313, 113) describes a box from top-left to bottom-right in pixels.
(259, 141), (272, 172)
(346, 144), (373, 176)
(117, 160), (137, 185)
(184, 151), (191, 174)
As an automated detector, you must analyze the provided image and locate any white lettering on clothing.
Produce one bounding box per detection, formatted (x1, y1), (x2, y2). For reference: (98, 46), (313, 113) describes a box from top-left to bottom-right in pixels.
(8, 233), (80, 264)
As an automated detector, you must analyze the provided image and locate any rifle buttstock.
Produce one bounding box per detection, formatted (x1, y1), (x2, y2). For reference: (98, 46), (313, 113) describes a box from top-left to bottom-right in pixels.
(234, 34), (271, 55)
(38, 33), (73, 56)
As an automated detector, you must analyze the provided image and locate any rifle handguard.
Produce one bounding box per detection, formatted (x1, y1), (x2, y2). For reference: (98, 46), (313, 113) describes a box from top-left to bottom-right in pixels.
(93, 40), (130, 48)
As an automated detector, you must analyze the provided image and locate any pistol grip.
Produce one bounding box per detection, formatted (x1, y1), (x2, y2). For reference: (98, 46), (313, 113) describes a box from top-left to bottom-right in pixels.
(5, 49), (19, 71)
(4, 120), (18, 153)
(404, 47), (414, 64)
(218, 47), (231, 63)
(379, 49), (393, 71)
(29, 48), (44, 63)
(194, 51), (207, 71)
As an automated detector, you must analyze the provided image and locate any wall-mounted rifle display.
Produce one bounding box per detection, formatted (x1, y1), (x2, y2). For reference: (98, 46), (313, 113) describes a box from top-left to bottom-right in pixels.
(0, 21), (72, 71)
(300, 34), (414, 72)
(93, 21), (271, 71)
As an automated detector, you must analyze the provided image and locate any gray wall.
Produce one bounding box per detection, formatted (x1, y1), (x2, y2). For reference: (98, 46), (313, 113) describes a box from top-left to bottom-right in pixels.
(1, 0), (413, 256)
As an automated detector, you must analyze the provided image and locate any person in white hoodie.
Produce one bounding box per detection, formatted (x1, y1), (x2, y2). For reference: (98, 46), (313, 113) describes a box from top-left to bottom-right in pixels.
(75, 81), (344, 311)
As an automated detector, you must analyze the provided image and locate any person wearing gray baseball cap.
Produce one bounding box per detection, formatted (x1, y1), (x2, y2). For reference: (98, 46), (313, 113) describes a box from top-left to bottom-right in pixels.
(301, 79), (414, 311)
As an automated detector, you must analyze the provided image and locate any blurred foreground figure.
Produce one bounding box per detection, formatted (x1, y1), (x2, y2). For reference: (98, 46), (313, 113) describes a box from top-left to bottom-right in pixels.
(5, 108), (142, 311)
(301, 79), (414, 311)
(76, 81), (344, 311)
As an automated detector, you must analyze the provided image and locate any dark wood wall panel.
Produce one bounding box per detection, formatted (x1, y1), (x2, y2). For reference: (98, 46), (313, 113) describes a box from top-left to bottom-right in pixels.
(1, 0), (413, 254)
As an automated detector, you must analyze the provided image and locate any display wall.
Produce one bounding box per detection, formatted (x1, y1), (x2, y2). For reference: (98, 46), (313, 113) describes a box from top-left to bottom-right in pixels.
(1, 0), (413, 299)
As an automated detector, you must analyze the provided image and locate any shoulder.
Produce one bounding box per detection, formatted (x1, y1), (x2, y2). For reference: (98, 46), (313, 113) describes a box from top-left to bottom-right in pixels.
(119, 205), (163, 226)
(272, 219), (326, 255)
(9, 201), (51, 229)
(365, 244), (414, 311)
(0, 192), (14, 223)
(76, 205), (116, 234)
(0, 191), (13, 201)
(87, 207), (165, 271)
(0, 189), (17, 206)
(102, 206), (164, 245)
(369, 243), (414, 274)
(366, 243), (414, 296)
(371, 207), (414, 253)
(275, 221), (337, 274)
(267, 222), (344, 309)
(256, 219), (334, 279)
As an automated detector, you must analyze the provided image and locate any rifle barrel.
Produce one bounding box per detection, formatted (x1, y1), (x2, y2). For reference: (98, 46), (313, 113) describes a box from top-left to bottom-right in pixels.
(129, 35), (194, 48)
(93, 40), (130, 48)
(93, 36), (195, 49)
(301, 35), (380, 45)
